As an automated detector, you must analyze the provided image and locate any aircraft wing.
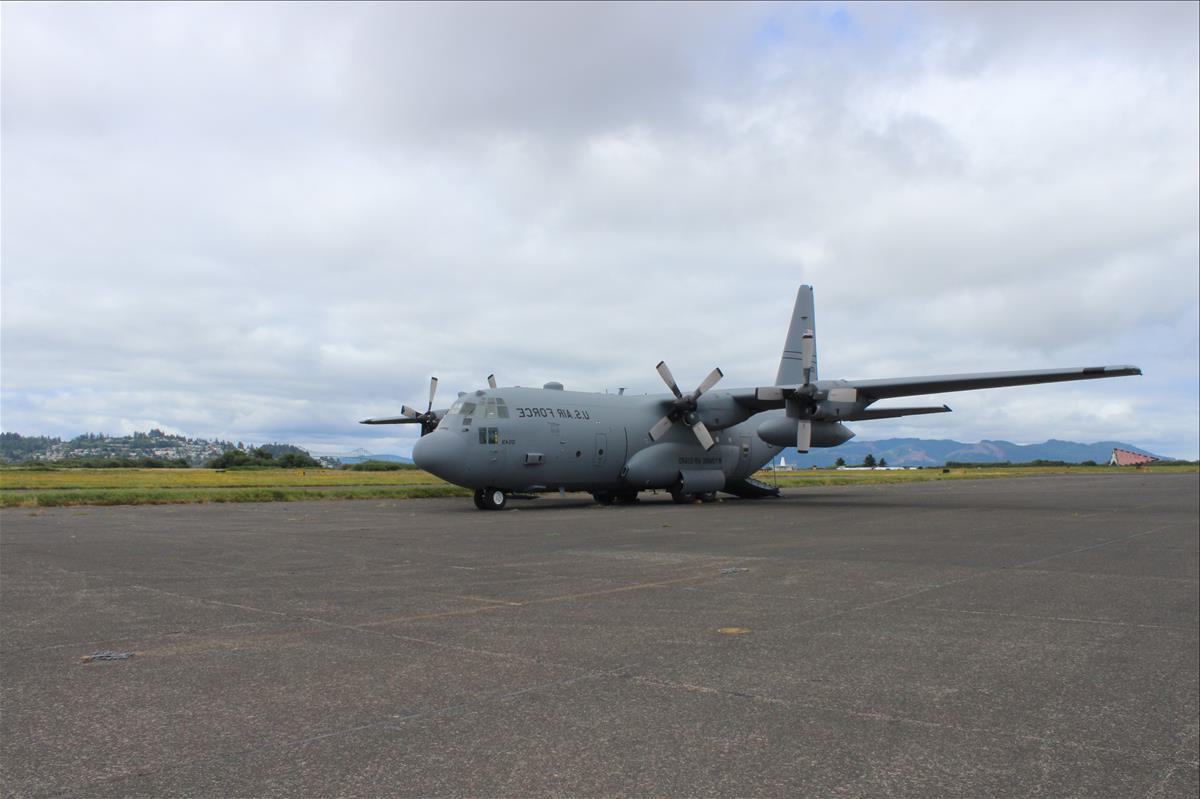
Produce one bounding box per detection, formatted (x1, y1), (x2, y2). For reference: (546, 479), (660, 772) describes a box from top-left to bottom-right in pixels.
(843, 365), (1141, 400)
(729, 365), (1140, 416)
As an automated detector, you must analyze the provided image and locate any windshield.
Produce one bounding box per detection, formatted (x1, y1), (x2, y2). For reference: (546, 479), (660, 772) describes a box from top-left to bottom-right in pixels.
(446, 400), (477, 417)
(483, 398), (509, 419)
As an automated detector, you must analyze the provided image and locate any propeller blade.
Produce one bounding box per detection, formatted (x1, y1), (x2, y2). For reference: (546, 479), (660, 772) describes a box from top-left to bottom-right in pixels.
(649, 415), (675, 442)
(801, 330), (815, 384)
(426, 377), (439, 413)
(695, 367), (724, 397)
(487, 374), (497, 389)
(796, 419), (812, 453)
(401, 405), (421, 419)
(656, 361), (684, 399)
(692, 420), (716, 451)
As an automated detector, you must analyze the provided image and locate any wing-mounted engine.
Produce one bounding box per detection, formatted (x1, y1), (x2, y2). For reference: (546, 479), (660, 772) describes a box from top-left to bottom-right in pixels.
(646, 362), (725, 450)
(753, 328), (828, 452)
(756, 416), (856, 448)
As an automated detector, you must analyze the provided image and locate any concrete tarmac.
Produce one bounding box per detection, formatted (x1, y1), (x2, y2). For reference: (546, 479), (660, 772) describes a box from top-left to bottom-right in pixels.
(1, 473), (1197, 798)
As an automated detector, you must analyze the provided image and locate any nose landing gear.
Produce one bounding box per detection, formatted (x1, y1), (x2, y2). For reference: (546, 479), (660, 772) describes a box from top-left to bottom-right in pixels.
(474, 487), (508, 511)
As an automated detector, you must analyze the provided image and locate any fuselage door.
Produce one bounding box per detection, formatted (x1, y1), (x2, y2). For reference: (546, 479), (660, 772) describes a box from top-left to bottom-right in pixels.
(594, 433), (607, 467)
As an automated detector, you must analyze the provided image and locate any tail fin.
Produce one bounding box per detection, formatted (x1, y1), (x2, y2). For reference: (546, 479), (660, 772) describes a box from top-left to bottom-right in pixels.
(775, 285), (817, 386)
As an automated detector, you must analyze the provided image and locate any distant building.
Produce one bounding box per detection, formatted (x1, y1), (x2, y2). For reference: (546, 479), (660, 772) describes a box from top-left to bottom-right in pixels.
(1110, 448), (1158, 466)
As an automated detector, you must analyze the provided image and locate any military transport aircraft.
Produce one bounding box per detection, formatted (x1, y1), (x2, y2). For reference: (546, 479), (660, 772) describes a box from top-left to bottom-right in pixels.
(361, 286), (1141, 510)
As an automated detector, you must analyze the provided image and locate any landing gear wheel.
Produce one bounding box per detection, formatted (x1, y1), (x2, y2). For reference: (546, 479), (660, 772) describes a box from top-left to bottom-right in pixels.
(592, 491), (615, 506)
(473, 489), (488, 510)
(478, 487), (508, 511)
(699, 491), (718, 503)
(614, 491), (640, 505)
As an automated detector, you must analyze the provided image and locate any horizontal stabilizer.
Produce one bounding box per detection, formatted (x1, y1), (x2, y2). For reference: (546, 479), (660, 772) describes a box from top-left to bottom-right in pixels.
(843, 405), (952, 422)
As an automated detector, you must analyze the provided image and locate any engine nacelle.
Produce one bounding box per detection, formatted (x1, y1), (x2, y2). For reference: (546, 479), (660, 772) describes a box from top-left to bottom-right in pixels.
(756, 418), (855, 448)
(695, 392), (754, 431)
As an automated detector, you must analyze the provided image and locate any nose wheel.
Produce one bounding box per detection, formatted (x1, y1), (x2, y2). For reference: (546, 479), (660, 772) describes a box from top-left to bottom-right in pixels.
(474, 487), (508, 511)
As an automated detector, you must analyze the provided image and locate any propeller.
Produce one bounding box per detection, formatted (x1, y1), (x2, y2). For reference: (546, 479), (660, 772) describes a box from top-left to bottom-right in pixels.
(399, 376), (441, 436)
(648, 362), (724, 451)
(487, 374), (497, 389)
(792, 330), (816, 452)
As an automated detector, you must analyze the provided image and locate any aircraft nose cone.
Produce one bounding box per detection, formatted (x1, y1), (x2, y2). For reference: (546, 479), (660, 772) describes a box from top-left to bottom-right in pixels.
(412, 432), (469, 484)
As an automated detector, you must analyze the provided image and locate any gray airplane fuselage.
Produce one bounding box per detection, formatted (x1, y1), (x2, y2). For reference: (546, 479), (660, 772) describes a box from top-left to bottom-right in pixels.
(412, 386), (839, 494)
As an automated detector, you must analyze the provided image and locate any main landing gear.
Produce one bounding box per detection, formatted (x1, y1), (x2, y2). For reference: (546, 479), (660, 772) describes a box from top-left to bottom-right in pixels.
(591, 490), (640, 506)
(473, 487), (508, 511)
(669, 488), (717, 504)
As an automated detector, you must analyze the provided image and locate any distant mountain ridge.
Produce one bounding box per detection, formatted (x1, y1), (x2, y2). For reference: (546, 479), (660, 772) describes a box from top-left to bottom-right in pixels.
(775, 438), (1168, 468)
(335, 453), (414, 465)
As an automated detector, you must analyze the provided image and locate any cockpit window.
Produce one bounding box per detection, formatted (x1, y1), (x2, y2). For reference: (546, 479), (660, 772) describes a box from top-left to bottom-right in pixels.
(481, 397), (509, 419)
(446, 399), (478, 417)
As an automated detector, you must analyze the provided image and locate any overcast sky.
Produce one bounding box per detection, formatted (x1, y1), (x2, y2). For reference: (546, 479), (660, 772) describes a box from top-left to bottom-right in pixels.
(2, 1), (1197, 459)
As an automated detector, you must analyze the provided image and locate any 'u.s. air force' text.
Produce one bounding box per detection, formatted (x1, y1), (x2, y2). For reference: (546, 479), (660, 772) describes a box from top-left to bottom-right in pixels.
(516, 407), (591, 420)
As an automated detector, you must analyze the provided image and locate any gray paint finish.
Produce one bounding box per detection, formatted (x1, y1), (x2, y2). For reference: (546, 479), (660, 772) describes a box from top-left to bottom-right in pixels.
(364, 284), (1142, 506)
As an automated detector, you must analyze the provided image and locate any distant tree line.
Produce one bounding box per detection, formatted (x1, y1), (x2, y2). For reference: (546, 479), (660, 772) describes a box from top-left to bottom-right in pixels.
(339, 460), (418, 471)
(205, 447), (322, 469)
(834, 455), (887, 467)
(0, 433), (62, 460)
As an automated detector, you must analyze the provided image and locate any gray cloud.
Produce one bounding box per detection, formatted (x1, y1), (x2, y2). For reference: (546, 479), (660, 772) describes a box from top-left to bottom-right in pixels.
(2, 1), (1196, 459)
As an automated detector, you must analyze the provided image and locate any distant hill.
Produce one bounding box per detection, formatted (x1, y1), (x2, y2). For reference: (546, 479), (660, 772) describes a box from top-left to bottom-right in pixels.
(0, 430), (312, 466)
(774, 438), (1168, 468)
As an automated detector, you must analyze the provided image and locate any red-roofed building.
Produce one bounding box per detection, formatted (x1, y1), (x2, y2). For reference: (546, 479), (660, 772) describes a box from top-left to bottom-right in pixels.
(1109, 448), (1158, 466)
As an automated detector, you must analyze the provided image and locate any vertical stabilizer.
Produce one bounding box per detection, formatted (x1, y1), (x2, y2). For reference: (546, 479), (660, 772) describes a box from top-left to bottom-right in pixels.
(774, 285), (817, 386)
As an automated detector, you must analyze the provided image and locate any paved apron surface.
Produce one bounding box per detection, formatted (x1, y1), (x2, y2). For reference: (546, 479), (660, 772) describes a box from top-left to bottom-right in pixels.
(2, 474), (1197, 797)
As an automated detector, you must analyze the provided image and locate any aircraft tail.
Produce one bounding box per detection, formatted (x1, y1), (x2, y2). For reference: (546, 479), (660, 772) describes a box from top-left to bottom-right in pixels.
(775, 285), (817, 386)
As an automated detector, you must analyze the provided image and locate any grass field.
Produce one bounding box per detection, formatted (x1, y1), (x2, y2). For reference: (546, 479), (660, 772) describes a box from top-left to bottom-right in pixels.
(0, 468), (467, 507)
(1, 464), (1194, 508)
